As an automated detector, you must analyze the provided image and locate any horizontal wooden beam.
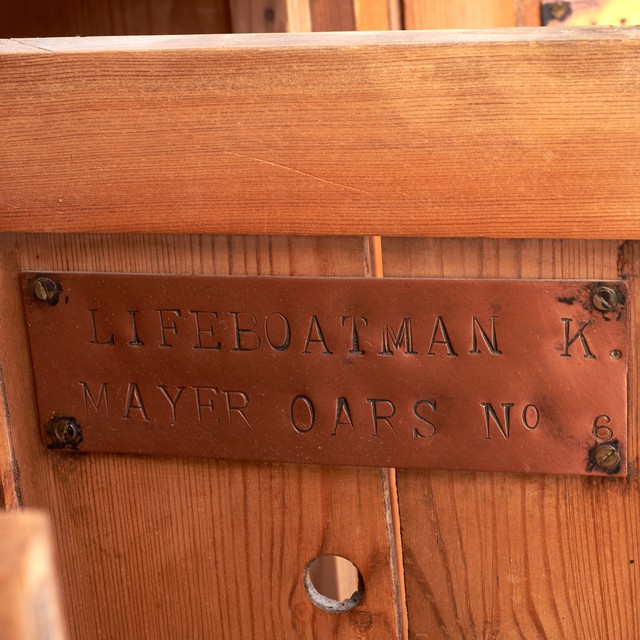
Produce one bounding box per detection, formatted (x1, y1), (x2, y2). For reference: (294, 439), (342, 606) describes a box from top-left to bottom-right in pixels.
(1, 28), (639, 238)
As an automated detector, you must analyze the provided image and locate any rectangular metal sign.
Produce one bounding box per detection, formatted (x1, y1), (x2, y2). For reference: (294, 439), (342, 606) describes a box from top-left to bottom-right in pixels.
(22, 273), (628, 476)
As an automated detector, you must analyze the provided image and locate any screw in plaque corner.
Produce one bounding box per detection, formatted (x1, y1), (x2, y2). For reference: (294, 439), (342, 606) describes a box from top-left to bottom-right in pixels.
(594, 444), (620, 472)
(46, 417), (83, 450)
(591, 286), (619, 313)
(30, 276), (61, 306)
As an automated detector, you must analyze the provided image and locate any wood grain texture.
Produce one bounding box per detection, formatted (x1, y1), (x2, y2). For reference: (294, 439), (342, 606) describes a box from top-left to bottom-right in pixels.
(0, 511), (67, 640)
(403, 0), (514, 29)
(353, 0), (398, 31)
(2, 29), (640, 239)
(309, 0), (356, 31)
(310, 0), (399, 34)
(515, 0), (542, 26)
(230, 0), (311, 33)
(0, 0), (231, 38)
(0, 232), (400, 639)
(386, 238), (640, 639)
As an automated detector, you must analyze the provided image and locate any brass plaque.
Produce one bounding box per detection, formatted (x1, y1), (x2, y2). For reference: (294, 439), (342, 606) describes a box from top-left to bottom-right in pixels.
(542, 0), (636, 27)
(22, 273), (629, 476)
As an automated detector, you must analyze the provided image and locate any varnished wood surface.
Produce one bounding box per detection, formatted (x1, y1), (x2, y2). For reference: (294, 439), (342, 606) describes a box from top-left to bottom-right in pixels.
(0, 233), (400, 639)
(0, 511), (67, 640)
(386, 238), (640, 639)
(2, 28), (640, 239)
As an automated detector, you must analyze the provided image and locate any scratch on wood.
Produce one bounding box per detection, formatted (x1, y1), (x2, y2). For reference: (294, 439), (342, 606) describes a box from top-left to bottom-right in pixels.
(224, 151), (372, 195)
(11, 39), (55, 53)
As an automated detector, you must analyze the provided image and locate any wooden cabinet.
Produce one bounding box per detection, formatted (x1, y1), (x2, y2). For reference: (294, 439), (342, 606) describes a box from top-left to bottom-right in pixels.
(1, 4), (639, 638)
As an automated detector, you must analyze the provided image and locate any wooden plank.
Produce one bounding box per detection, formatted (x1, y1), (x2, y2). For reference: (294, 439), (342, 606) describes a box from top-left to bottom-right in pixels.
(403, 0), (515, 29)
(354, 0), (400, 31)
(229, 0), (311, 33)
(516, 0), (542, 26)
(2, 29), (640, 239)
(0, 0), (231, 39)
(387, 238), (640, 639)
(309, 0), (356, 31)
(0, 511), (67, 640)
(309, 0), (399, 32)
(0, 232), (400, 639)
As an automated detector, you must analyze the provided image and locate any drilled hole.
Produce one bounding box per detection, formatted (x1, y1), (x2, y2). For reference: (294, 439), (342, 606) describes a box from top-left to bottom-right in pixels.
(304, 555), (363, 612)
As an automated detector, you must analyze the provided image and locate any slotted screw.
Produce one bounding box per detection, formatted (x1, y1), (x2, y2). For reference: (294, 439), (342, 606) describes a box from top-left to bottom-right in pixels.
(54, 419), (77, 443)
(592, 286), (618, 312)
(594, 444), (620, 471)
(33, 277), (58, 303)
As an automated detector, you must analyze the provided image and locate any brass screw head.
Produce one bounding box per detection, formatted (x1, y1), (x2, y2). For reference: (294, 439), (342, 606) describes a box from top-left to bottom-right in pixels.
(32, 277), (59, 303)
(592, 286), (618, 312)
(594, 444), (620, 471)
(352, 610), (372, 629)
(611, 350), (622, 360)
(549, 1), (569, 20)
(54, 419), (78, 443)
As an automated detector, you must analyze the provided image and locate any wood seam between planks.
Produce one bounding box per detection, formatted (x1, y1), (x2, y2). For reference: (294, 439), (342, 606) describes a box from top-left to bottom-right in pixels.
(0, 361), (21, 510)
(0, 248), (22, 511)
(367, 234), (408, 640)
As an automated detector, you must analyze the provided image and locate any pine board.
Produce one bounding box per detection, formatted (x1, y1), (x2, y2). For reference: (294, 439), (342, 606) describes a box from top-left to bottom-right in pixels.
(403, 0), (514, 29)
(0, 232), (400, 640)
(386, 238), (640, 640)
(2, 29), (640, 238)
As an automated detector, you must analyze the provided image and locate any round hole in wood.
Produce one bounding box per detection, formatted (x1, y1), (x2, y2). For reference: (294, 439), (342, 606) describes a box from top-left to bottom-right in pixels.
(303, 555), (364, 612)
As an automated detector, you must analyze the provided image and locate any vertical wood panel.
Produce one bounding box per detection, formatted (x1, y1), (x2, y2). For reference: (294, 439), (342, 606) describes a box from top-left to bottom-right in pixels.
(309, 0), (356, 31)
(353, 0), (401, 31)
(228, 0), (396, 34)
(0, 233), (399, 639)
(0, 0), (231, 38)
(386, 238), (640, 639)
(404, 0), (515, 29)
(515, 0), (542, 26)
(0, 511), (68, 640)
(229, 0), (311, 33)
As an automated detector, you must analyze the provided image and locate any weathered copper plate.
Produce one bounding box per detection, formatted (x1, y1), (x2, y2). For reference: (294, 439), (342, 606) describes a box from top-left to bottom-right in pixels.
(21, 273), (628, 476)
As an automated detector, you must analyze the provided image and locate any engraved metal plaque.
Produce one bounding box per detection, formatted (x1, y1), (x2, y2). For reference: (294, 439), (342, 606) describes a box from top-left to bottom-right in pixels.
(22, 273), (629, 476)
